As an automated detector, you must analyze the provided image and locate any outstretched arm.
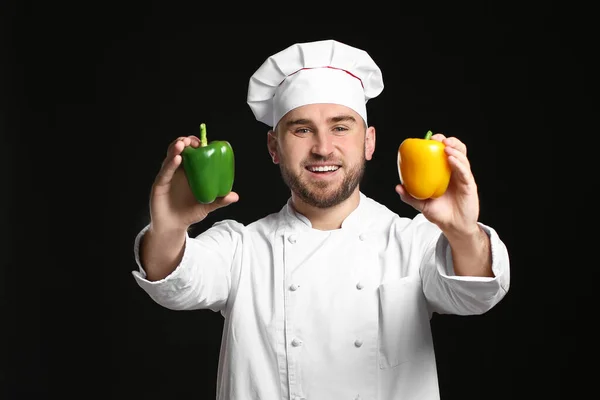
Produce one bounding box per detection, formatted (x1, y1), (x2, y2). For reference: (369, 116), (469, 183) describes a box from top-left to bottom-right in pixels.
(397, 133), (493, 278)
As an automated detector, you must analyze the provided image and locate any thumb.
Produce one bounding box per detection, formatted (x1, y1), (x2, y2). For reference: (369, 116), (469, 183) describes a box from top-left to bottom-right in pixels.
(395, 184), (425, 212)
(202, 191), (240, 214)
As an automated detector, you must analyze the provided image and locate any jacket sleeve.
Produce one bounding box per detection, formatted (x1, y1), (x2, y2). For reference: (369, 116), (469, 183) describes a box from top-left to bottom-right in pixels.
(131, 219), (243, 313)
(419, 219), (511, 316)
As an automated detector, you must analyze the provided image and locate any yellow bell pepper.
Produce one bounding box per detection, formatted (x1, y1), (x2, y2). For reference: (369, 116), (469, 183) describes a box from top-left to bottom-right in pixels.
(397, 130), (451, 199)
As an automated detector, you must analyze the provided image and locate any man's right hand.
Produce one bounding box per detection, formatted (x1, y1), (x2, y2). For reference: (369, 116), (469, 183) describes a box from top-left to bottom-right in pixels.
(139, 135), (239, 281)
(150, 135), (239, 233)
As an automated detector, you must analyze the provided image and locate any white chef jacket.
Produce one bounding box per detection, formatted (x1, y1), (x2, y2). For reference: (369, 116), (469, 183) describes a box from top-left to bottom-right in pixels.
(132, 192), (510, 400)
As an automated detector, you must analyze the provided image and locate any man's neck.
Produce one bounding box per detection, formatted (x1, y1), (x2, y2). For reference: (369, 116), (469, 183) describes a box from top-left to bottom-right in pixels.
(291, 189), (361, 231)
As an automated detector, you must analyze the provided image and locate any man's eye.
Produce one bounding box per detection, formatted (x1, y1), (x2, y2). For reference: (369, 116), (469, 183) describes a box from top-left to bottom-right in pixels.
(333, 126), (349, 133)
(295, 128), (310, 134)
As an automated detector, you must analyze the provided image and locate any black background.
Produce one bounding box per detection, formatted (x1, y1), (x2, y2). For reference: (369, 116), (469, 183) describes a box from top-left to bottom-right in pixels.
(2, 5), (594, 400)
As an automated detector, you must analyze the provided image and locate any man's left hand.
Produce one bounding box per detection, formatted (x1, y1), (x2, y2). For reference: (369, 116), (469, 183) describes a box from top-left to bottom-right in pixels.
(395, 133), (480, 237)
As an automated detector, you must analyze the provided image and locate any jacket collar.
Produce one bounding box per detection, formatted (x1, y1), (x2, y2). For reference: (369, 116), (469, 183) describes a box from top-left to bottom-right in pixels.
(281, 191), (368, 233)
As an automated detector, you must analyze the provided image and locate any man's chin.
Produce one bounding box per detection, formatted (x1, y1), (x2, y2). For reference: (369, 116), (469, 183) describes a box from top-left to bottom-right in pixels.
(298, 185), (353, 208)
(281, 163), (364, 208)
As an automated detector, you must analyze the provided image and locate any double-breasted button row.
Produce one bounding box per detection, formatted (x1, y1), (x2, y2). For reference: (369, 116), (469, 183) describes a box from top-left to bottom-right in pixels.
(287, 232), (368, 244)
(288, 282), (363, 291)
(290, 337), (363, 349)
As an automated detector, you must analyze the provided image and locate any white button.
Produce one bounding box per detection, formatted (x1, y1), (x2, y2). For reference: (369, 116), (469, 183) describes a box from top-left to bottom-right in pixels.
(291, 338), (302, 347)
(356, 282), (364, 290)
(354, 339), (363, 347)
(359, 233), (367, 241)
(288, 234), (297, 244)
(289, 283), (299, 291)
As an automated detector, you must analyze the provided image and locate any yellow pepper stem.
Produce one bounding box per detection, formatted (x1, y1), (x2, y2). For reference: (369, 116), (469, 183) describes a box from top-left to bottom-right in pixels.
(425, 130), (433, 140)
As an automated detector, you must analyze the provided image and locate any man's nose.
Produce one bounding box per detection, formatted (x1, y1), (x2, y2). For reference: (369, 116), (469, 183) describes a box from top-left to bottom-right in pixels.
(311, 132), (334, 156)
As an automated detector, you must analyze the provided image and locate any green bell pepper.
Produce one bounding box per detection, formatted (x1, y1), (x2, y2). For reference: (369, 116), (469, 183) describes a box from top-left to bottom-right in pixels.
(181, 123), (235, 204)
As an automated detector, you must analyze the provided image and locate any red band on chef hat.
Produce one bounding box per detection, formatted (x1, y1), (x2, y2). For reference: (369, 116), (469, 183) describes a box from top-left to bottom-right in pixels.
(247, 40), (384, 129)
(286, 66), (365, 88)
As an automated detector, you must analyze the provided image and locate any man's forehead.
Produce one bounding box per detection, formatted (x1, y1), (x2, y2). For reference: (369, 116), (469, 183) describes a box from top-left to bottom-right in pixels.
(282, 103), (360, 123)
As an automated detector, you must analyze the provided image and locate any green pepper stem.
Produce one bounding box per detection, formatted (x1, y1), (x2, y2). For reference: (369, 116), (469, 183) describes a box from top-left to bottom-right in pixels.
(200, 123), (208, 147)
(424, 130), (432, 140)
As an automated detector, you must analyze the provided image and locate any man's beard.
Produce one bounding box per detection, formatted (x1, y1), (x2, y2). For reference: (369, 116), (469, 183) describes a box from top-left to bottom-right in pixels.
(279, 156), (366, 209)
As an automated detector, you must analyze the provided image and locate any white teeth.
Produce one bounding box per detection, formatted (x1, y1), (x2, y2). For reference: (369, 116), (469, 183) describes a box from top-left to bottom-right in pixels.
(309, 165), (339, 172)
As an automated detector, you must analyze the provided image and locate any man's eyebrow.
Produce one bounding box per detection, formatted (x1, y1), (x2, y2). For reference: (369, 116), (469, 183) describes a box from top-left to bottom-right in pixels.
(329, 114), (356, 123)
(286, 118), (313, 127)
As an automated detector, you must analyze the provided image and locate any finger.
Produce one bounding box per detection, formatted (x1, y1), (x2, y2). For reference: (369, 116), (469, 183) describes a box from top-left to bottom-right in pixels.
(444, 145), (471, 171)
(156, 137), (190, 187)
(186, 135), (201, 148)
(443, 137), (467, 156)
(166, 137), (188, 159)
(154, 153), (182, 187)
(395, 184), (425, 211)
(430, 133), (446, 142)
(167, 135), (201, 157)
(445, 147), (474, 185)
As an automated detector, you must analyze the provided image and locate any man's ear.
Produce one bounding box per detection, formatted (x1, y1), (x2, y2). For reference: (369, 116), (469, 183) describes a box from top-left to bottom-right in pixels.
(267, 130), (280, 164)
(365, 126), (376, 161)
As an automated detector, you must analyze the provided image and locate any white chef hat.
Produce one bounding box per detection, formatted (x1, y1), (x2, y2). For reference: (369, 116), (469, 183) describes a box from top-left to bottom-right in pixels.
(247, 39), (384, 129)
